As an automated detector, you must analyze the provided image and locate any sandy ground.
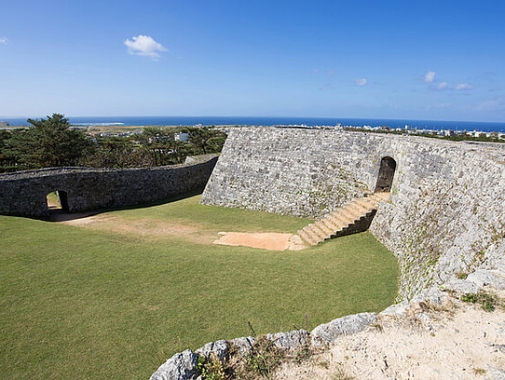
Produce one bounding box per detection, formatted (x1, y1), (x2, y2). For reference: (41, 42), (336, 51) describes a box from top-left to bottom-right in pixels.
(213, 232), (306, 251)
(273, 299), (505, 380)
(51, 211), (303, 250)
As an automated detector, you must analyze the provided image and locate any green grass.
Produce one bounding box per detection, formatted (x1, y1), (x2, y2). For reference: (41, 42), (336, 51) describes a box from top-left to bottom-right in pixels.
(0, 195), (398, 379)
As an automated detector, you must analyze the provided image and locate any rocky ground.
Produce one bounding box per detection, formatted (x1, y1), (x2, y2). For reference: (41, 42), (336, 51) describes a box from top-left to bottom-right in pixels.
(272, 293), (505, 380)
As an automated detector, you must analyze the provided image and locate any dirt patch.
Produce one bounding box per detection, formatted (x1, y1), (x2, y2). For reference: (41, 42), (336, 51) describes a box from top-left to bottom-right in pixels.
(54, 212), (307, 250)
(56, 213), (216, 245)
(213, 232), (306, 251)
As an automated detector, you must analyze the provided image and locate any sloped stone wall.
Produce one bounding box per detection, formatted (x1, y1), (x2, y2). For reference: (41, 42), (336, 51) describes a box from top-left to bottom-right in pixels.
(201, 127), (389, 217)
(371, 141), (505, 298)
(202, 127), (505, 299)
(0, 156), (217, 218)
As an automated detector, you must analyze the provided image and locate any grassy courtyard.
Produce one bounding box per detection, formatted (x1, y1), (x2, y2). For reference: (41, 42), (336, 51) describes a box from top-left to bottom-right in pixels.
(0, 195), (398, 379)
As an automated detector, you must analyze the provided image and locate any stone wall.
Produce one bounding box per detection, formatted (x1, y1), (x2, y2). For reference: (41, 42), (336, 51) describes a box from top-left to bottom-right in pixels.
(201, 127), (382, 217)
(0, 156), (218, 218)
(151, 128), (505, 379)
(202, 127), (505, 299)
(371, 140), (505, 298)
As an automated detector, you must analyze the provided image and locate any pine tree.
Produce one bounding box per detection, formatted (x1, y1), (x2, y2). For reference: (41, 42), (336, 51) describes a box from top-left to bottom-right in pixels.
(9, 113), (94, 169)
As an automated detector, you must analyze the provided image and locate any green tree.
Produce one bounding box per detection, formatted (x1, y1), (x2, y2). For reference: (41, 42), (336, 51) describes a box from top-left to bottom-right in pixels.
(84, 136), (140, 168)
(8, 113), (94, 169)
(187, 127), (226, 155)
(0, 130), (18, 172)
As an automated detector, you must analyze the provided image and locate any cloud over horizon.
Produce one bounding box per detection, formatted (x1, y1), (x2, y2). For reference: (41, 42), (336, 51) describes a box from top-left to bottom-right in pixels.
(0, 37), (8, 44)
(124, 35), (167, 59)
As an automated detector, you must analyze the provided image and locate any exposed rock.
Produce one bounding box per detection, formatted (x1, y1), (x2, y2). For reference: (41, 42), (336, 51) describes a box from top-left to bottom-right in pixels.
(266, 330), (310, 350)
(410, 287), (448, 306)
(272, 295), (505, 380)
(150, 349), (198, 380)
(467, 269), (505, 290)
(443, 279), (481, 294)
(195, 339), (229, 361)
(228, 336), (256, 355)
(311, 312), (377, 346)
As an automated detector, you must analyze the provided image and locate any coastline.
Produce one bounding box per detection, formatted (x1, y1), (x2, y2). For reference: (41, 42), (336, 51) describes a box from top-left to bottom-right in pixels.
(1, 116), (505, 133)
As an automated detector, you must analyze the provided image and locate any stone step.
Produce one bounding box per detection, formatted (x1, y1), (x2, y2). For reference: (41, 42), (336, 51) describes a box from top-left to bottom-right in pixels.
(305, 224), (329, 241)
(320, 215), (341, 231)
(328, 212), (355, 228)
(298, 228), (319, 246)
(313, 220), (334, 236)
(347, 200), (372, 214)
(358, 198), (381, 211)
(337, 208), (362, 223)
(294, 192), (387, 248)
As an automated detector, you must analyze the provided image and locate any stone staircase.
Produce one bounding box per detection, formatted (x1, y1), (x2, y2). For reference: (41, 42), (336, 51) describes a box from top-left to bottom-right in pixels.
(296, 192), (389, 247)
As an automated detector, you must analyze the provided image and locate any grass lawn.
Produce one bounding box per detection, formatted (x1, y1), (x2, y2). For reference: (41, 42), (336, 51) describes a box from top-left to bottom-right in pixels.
(0, 195), (398, 379)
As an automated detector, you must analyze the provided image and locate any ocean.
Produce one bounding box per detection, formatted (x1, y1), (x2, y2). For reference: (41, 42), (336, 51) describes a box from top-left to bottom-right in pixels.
(2, 116), (505, 133)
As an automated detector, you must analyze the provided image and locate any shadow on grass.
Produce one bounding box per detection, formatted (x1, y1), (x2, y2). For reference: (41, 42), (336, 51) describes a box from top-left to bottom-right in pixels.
(41, 188), (206, 223)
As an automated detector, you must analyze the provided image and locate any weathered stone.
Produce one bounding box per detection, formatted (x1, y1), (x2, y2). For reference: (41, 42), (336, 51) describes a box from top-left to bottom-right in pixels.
(467, 269), (505, 290)
(311, 312), (377, 346)
(442, 279), (481, 294)
(195, 339), (229, 361)
(229, 336), (256, 355)
(486, 366), (505, 380)
(266, 329), (310, 350)
(380, 301), (410, 317)
(0, 156), (217, 217)
(410, 287), (448, 306)
(150, 349), (198, 380)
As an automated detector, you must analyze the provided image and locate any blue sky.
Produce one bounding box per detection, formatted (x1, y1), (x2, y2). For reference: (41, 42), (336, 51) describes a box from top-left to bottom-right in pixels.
(1, 1), (504, 122)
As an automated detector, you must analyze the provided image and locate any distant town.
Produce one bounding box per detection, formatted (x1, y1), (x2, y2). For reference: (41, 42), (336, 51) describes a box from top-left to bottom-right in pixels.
(272, 123), (505, 143)
(344, 123), (505, 139)
(2, 119), (505, 143)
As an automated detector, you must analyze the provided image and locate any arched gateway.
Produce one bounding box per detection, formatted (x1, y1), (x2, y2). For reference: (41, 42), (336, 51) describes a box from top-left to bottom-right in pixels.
(0, 156), (218, 218)
(374, 156), (396, 193)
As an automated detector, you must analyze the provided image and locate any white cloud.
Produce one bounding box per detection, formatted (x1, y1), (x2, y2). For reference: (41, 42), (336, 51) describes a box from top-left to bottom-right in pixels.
(355, 78), (367, 86)
(124, 35), (167, 59)
(424, 71), (436, 83)
(0, 37), (8, 44)
(454, 83), (472, 91)
(476, 97), (505, 111)
(437, 82), (448, 90)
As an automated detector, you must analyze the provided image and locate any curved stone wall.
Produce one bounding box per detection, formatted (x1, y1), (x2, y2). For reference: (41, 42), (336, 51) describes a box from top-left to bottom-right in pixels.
(0, 156), (218, 218)
(151, 128), (505, 379)
(202, 127), (505, 299)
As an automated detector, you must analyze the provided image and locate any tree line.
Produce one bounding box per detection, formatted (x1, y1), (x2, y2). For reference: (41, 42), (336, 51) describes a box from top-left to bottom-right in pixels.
(0, 114), (227, 173)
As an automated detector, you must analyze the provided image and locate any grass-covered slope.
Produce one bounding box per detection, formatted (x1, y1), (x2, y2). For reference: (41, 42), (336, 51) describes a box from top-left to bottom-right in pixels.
(0, 195), (398, 379)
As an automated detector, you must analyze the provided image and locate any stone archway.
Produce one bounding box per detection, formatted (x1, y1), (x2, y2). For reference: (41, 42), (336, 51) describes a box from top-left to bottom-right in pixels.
(46, 190), (70, 213)
(375, 156), (396, 192)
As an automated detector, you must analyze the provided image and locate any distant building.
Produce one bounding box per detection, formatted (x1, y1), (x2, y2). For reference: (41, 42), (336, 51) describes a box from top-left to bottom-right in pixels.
(0, 121), (10, 127)
(175, 132), (189, 142)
